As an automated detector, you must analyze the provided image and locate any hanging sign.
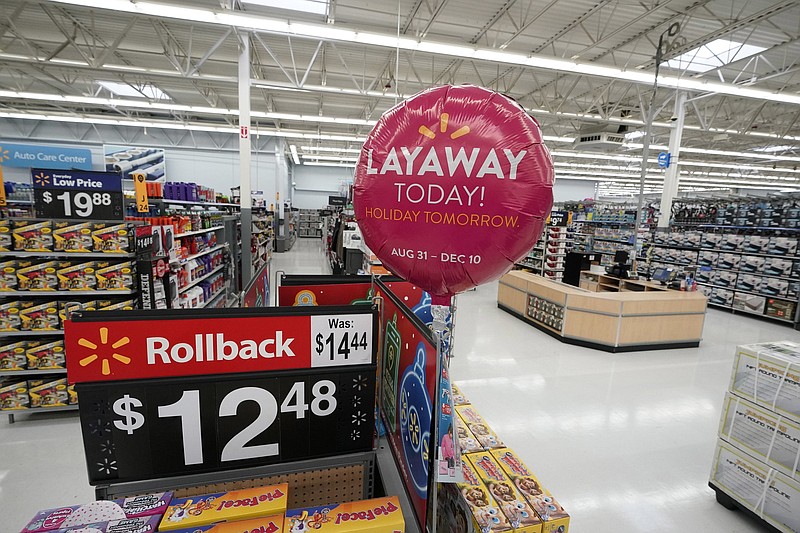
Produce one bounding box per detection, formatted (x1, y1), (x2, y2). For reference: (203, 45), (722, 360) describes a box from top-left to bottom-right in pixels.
(354, 85), (554, 298)
(32, 168), (123, 220)
(132, 171), (149, 213)
(0, 141), (92, 170)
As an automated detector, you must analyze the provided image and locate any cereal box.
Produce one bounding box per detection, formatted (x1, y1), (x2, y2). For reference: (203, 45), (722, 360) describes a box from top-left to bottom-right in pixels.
(729, 341), (800, 420)
(0, 340), (28, 370)
(159, 484), (288, 531)
(0, 379), (29, 410)
(490, 448), (570, 533)
(465, 452), (542, 532)
(284, 496), (404, 532)
(17, 261), (59, 291)
(0, 219), (11, 251)
(457, 458), (512, 532)
(456, 405), (505, 450)
(93, 222), (135, 253)
(13, 220), (53, 251)
(57, 261), (97, 291)
(96, 260), (136, 290)
(167, 515), (283, 533)
(53, 221), (94, 252)
(29, 378), (69, 407)
(455, 413), (482, 454)
(0, 259), (17, 290)
(451, 383), (470, 406)
(26, 339), (65, 369)
(20, 301), (60, 330)
(113, 492), (173, 519)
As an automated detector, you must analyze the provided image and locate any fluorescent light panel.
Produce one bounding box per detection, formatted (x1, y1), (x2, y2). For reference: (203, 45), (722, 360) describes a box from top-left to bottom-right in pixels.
(98, 80), (168, 100)
(289, 145), (300, 165)
(666, 39), (767, 73)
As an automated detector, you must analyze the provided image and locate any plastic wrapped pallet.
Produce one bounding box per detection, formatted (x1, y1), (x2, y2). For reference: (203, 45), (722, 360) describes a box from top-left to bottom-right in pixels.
(729, 341), (800, 421)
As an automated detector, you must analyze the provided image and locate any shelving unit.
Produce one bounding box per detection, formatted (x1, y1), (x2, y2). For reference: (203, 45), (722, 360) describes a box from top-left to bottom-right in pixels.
(174, 225), (224, 239)
(179, 264), (224, 293)
(276, 208), (297, 252)
(298, 209), (324, 238)
(172, 243), (227, 265)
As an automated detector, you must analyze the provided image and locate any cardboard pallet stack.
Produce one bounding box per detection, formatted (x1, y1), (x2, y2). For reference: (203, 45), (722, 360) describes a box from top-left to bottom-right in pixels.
(709, 341), (800, 533)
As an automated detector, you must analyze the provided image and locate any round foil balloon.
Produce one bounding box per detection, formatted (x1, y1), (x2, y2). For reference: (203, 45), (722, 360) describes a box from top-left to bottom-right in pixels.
(354, 85), (554, 298)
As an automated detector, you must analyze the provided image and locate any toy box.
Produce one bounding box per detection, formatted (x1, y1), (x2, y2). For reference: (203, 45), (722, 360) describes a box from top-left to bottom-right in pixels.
(17, 261), (59, 291)
(732, 293), (766, 314)
(456, 457), (512, 532)
(13, 220), (53, 251)
(57, 261), (97, 291)
(456, 405), (505, 450)
(729, 341), (800, 421)
(710, 439), (800, 533)
(29, 378), (69, 407)
(96, 261), (136, 290)
(93, 222), (135, 253)
(53, 221), (94, 252)
(26, 339), (65, 369)
(20, 300), (60, 330)
(451, 383), (470, 406)
(0, 219), (11, 251)
(465, 452), (542, 532)
(718, 392), (800, 479)
(166, 515), (283, 533)
(284, 496), (404, 532)
(159, 484), (288, 531)
(0, 340), (28, 370)
(0, 379), (29, 410)
(0, 259), (17, 290)
(490, 448), (570, 533)
(455, 412), (483, 454)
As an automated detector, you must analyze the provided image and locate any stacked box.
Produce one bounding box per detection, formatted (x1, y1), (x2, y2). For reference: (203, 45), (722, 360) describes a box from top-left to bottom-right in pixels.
(700, 233), (723, 249)
(451, 383), (470, 406)
(743, 235), (770, 254)
(764, 257), (793, 278)
(0, 300), (24, 330)
(715, 271), (738, 288)
(26, 339), (65, 369)
(19, 301), (60, 330)
(166, 516), (283, 533)
(768, 237), (797, 256)
(0, 340), (28, 370)
(284, 496), (403, 532)
(0, 260), (17, 291)
(761, 278), (788, 297)
(465, 452), (542, 532)
(17, 261), (59, 291)
(456, 459), (512, 532)
(29, 378), (69, 407)
(717, 253), (741, 270)
(455, 414), (483, 454)
(733, 293), (766, 314)
(456, 405), (505, 450)
(13, 220), (53, 251)
(57, 261), (97, 291)
(739, 256), (766, 274)
(0, 380), (29, 410)
(728, 341), (800, 421)
(96, 261), (136, 290)
(697, 251), (718, 267)
(722, 234), (744, 252)
(489, 448), (570, 533)
(0, 219), (11, 251)
(53, 221), (93, 252)
(92, 222), (135, 253)
(708, 289), (734, 307)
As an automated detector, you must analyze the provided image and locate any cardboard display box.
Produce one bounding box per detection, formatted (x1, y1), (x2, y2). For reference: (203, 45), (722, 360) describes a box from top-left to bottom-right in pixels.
(455, 458), (512, 532)
(284, 496), (403, 532)
(13, 220), (52, 252)
(729, 341), (800, 421)
(53, 222), (94, 252)
(456, 405), (505, 450)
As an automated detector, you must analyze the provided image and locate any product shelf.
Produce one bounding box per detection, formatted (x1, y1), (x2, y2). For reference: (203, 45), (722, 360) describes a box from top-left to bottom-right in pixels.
(148, 199), (240, 208)
(5, 199), (34, 205)
(179, 264), (224, 294)
(6, 404), (79, 424)
(194, 289), (226, 309)
(697, 282), (796, 301)
(174, 226), (225, 239)
(654, 244), (797, 259)
(0, 290), (135, 297)
(706, 302), (795, 323)
(2, 251), (134, 258)
(172, 243), (227, 265)
(0, 368), (66, 377)
(0, 330), (64, 337)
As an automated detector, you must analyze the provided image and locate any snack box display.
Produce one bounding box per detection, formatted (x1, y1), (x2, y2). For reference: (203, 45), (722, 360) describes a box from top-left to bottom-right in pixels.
(19, 301), (60, 330)
(17, 261), (59, 291)
(29, 378), (69, 407)
(159, 484), (288, 531)
(96, 261), (136, 290)
(456, 457), (512, 532)
(729, 341), (800, 421)
(455, 413), (483, 454)
(53, 221), (94, 252)
(465, 452), (542, 532)
(13, 220), (53, 251)
(451, 383), (470, 406)
(0, 259), (17, 290)
(0, 340), (28, 370)
(718, 392), (800, 479)
(92, 223), (135, 253)
(710, 439), (800, 533)
(113, 492), (173, 519)
(284, 496), (404, 532)
(456, 405), (505, 450)
(0, 379), (29, 410)
(490, 448), (570, 533)
(26, 339), (65, 369)
(0, 219), (11, 251)
(57, 261), (97, 291)
(166, 515), (284, 533)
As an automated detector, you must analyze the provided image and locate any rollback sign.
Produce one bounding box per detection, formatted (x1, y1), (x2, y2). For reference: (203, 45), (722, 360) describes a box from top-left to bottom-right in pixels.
(354, 84), (554, 297)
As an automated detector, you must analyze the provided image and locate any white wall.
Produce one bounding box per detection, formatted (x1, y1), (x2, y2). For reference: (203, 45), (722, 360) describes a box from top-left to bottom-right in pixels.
(292, 165), (353, 209)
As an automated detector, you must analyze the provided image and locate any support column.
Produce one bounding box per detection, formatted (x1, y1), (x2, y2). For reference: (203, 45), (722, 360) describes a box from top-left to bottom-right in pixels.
(239, 32), (253, 287)
(658, 91), (687, 228)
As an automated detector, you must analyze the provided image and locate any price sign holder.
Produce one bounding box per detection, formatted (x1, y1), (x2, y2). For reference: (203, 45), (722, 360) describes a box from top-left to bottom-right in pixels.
(32, 168), (124, 220)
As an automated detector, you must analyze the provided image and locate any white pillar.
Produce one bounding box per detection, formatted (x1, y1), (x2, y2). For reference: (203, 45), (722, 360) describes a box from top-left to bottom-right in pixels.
(239, 32), (254, 284)
(658, 91), (687, 228)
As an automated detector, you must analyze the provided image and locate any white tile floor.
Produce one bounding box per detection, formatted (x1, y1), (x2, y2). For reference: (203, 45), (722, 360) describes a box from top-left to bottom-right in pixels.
(2, 238), (797, 532)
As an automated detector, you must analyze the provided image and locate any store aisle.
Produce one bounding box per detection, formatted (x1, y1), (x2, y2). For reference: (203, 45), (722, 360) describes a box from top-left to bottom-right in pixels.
(2, 240), (798, 532)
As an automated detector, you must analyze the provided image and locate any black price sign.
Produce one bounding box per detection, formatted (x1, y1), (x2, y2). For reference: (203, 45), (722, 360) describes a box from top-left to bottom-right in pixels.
(77, 368), (376, 484)
(32, 168), (123, 220)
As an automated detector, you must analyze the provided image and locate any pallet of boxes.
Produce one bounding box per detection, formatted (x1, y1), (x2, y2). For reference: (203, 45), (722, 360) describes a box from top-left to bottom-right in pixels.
(709, 341), (800, 532)
(437, 384), (570, 533)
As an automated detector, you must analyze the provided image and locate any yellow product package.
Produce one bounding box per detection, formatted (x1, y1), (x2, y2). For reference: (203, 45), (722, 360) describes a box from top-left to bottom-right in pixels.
(455, 405), (505, 450)
(164, 514), (284, 533)
(465, 452), (542, 533)
(284, 496), (404, 532)
(490, 448), (570, 533)
(159, 484), (288, 531)
(457, 458), (512, 532)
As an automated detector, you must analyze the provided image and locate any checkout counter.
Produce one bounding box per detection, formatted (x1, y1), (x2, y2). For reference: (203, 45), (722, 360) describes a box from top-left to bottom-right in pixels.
(497, 270), (708, 352)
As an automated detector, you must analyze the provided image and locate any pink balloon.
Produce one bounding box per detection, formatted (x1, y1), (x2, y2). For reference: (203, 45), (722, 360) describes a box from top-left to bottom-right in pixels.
(354, 85), (554, 298)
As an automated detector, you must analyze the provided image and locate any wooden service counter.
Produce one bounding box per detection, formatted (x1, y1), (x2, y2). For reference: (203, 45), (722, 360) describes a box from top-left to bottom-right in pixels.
(497, 271), (708, 352)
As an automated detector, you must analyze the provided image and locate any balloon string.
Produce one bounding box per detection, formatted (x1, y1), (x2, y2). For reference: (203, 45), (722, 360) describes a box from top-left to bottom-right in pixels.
(395, 0), (401, 105)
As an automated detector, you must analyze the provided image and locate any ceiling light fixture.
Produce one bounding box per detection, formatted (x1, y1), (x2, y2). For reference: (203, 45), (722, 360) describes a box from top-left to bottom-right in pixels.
(289, 145), (301, 165)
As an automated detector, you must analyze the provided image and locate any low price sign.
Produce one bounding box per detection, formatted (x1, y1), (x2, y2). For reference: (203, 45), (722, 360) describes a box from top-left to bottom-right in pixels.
(67, 307), (379, 484)
(32, 168), (123, 220)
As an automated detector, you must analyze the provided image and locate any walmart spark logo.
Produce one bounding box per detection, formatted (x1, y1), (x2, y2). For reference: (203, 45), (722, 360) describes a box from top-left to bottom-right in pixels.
(418, 113), (470, 140)
(33, 172), (50, 186)
(78, 327), (131, 376)
(0, 147), (9, 162)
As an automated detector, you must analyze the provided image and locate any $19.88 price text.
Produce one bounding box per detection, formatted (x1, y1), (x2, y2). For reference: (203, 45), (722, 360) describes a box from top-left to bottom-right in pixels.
(42, 190), (113, 218)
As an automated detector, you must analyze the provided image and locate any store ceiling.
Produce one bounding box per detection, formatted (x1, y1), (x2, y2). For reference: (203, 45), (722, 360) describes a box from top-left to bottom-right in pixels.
(1, 0), (800, 196)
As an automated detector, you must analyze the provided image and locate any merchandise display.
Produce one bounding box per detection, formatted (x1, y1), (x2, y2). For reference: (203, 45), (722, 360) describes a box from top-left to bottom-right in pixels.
(284, 496), (404, 532)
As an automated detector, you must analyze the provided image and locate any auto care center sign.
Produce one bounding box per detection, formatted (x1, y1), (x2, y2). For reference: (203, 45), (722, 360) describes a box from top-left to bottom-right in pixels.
(0, 141), (93, 170)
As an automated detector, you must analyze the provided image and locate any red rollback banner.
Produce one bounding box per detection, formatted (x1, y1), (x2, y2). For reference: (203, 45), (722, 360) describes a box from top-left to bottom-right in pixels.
(354, 85), (554, 298)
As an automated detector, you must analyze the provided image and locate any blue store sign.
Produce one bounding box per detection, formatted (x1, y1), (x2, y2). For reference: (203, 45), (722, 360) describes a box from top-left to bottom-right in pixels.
(0, 141), (93, 170)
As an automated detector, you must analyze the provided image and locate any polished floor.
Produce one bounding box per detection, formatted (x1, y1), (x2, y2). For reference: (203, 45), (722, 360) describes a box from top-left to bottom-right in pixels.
(2, 238), (798, 532)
